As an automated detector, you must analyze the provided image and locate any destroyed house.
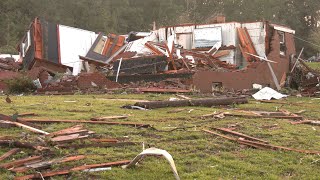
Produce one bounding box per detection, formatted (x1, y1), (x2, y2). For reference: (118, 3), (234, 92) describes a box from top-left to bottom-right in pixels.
(18, 18), (296, 93)
(156, 21), (296, 92)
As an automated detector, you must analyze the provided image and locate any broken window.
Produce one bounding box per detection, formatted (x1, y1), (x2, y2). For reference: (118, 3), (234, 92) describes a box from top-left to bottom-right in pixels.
(93, 36), (107, 54)
(279, 31), (286, 56)
(22, 30), (31, 57)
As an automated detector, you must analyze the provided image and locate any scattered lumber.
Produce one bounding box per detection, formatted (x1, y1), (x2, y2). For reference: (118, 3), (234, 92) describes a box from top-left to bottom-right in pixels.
(20, 119), (151, 128)
(47, 125), (88, 137)
(0, 156), (43, 169)
(291, 120), (320, 126)
(214, 128), (268, 144)
(0, 114), (42, 129)
(51, 134), (90, 143)
(0, 148), (20, 162)
(0, 120), (16, 128)
(11, 155), (86, 173)
(9, 121), (49, 135)
(56, 142), (137, 149)
(15, 160), (131, 180)
(91, 115), (128, 121)
(135, 97), (248, 109)
(203, 129), (320, 154)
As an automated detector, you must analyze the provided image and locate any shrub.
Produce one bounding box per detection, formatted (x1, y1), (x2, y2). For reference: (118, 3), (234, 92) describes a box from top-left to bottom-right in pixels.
(5, 76), (36, 94)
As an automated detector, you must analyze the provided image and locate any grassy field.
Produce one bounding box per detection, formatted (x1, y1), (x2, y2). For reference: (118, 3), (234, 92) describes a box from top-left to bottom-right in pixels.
(306, 62), (320, 71)
(1, 94), (320, 180)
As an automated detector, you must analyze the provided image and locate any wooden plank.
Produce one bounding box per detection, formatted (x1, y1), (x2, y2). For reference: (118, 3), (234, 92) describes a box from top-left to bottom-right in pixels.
(0, 148), (20, 162)
(10, 121), (49, 135)
(0, 120), (16, 128)
(0, 156), (43, 169)
(11, 155), (86, 173)
(214, 128), (269, 144)
(48, 125), (85, 137)
(18, 113), (37, 117)
(15, 160), (131, 180)
(19, 119), (151, 128)
(90, 115), (128, 121)
(71, 160), (131, 171)
(212, 50), (231, 58)
(51, 134), (89, 143)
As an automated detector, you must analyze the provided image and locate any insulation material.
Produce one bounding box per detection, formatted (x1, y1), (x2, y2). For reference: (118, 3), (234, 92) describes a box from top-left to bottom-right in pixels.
(194, 27), (222, 48)
(58, 25), (97, 75)
(125, 32), (158, 55)
(252, 87), (288, 100)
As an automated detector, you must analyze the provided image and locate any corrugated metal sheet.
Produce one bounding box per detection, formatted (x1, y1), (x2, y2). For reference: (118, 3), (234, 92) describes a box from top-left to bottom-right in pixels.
(193, 27), (222, 48)
(59, 25), (97, 75)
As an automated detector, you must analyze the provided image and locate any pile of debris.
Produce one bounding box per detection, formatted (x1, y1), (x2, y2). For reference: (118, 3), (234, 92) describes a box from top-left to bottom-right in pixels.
(0, 57), (21, 72)
(288, 51), (320, 97)
(11, 17), (300, 95)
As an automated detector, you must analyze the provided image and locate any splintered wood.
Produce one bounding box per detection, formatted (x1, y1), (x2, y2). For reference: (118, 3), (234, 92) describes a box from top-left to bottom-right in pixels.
(48, 125), (94, 144)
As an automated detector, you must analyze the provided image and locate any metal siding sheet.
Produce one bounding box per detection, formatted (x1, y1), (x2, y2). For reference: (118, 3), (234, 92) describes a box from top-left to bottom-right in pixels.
(194, 27), (222, 48)
(59, 25), (97, 74)
(197, 23), (241, 47)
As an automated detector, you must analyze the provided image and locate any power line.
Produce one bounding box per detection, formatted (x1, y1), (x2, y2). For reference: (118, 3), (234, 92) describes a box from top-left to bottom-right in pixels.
(294, 35), (320, 49)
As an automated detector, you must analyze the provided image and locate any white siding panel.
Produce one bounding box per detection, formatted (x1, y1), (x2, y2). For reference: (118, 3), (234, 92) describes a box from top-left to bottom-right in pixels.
(242, 22), (266, 57)
(174, 26), (193, 34)
(59, 25), (97, 75)
(197, 23), (241, 46)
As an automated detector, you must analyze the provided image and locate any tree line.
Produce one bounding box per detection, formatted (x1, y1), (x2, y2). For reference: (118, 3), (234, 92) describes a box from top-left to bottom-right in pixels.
(0, 0), (319, 56)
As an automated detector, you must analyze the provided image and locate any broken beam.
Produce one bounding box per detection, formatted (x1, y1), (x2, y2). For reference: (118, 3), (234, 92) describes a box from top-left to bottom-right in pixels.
(0, 156), (43, 169)
(0, 148), (20, 162)
(214, 128), (268, 144)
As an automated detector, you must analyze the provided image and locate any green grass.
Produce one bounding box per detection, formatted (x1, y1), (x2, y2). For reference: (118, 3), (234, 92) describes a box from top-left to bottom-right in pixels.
(306, 62), (320, 71)
(1, 94), (320, 179)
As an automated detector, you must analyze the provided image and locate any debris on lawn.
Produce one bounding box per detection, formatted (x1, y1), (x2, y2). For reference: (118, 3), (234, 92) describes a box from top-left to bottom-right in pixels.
(203, 129), (320, 154)
(252, 87), (288, 100)
(0, 148), (20, 162)
(123, 148), (180, 180)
